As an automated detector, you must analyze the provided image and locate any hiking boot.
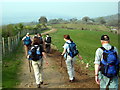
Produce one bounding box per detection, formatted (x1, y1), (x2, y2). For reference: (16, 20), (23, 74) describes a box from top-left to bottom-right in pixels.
(37, 84), (41, 88)
(73, 77), (75, 81)
(69, 80), (74, 83)
(40, 81), (43, 84)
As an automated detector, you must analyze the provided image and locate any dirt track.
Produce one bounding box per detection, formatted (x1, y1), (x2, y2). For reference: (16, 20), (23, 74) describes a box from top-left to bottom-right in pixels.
(16, 48), (100, 88)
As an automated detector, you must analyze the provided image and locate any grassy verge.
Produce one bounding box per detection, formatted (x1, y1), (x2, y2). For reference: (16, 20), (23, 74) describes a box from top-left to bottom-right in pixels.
(50, 28), (118, 70)
(2, 41), (24, 88)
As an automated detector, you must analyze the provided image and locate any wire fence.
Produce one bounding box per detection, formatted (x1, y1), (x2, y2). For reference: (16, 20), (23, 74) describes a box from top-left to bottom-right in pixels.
(2, 29), (39, 57)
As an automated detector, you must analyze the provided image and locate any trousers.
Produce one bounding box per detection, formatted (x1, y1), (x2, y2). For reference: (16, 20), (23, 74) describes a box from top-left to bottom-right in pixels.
(32, 58), (43, 84)
(45, 44), (51, 53)
(99, 72), (119, 90)
(65, 55), (76, 80)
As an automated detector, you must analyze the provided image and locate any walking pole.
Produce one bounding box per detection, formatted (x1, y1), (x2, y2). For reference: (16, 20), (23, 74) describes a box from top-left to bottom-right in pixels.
(61, 55), (63, 67)
(28, 60), (32, 72)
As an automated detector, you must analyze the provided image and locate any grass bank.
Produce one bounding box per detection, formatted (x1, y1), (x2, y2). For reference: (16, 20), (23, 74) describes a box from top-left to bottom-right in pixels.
(2, 41), (24, 88)
(50, 28), (118, 70)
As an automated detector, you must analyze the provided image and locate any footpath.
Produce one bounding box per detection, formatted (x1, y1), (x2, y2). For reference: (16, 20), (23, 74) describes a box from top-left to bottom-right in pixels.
(16, 29), (99, 88)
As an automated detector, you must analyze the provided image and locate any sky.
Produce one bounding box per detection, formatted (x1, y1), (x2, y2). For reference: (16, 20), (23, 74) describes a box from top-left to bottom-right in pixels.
(1, 0), (119, 25)
(1, 0), (119, 2)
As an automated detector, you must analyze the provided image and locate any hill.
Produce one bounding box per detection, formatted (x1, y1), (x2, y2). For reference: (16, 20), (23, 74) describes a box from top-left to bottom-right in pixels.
(94, 14), (118, 26)
(103, 14), (118, 22)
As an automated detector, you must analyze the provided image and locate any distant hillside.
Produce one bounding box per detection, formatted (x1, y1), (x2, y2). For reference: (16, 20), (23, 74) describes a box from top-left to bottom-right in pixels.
(103, 14), (118, 22)
(95, 14), (118, 26)
(95, 14), (118, 21)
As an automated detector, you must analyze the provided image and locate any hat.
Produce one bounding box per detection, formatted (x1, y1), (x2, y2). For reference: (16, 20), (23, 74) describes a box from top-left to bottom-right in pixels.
(101, 35), (109, 41)
(26, 33), (29, 35)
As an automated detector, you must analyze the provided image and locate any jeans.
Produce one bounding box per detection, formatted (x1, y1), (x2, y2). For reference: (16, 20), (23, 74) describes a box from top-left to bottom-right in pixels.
(65, 55), (76, 80)
(32, 58), (43, 84)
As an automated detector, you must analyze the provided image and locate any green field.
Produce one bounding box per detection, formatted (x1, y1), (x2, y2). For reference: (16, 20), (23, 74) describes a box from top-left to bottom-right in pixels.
(52, 24), (111, 31)
(50, 28), (118, 69)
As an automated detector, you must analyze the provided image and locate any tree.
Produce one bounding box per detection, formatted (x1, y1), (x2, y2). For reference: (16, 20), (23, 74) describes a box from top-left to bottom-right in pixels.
(48, 19), (59, 24)
(38, 16), (47, 24)
(82, 16), (90, 23)
(2, 24), (15, 37)
(36, 24), (41, 29)
(97, 17), (106, 24)
(90, 19), (95, 22)
(69, 18), (78, 23)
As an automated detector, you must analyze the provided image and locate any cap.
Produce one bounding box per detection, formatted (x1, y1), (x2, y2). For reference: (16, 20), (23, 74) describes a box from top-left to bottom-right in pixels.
(101, 35), (109, 41)
(26, 33), (29, 35)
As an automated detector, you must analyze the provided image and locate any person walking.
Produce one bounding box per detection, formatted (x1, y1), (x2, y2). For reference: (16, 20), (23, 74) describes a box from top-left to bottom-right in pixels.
(22, 33), (32, 57)
(61, 35), (82, 82)
(94, 35), (119, 89)
(37, 33), (44, 48)
(34, 33), (38, 38)
(27, 37), (47, 88)
(44, 34), (51, 53)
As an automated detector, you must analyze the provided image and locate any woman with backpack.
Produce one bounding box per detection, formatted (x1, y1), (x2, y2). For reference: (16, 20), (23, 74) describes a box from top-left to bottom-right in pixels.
(22, 33), (32, 58)
(27, 37), (47, 88)
(61, 35), (83, 82)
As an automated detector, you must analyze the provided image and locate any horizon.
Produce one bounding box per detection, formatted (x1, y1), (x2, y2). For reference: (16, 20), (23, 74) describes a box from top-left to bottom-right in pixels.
(1, 1), (118, 25)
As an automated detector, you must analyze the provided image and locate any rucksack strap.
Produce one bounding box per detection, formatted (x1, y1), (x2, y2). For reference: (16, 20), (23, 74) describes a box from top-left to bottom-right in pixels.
(110, 46), (114, 51)
(100, 46), (115, 62)
(100, 46), (114, 51)
(100, 47), (106, 51)
(66, 42), (70, 44)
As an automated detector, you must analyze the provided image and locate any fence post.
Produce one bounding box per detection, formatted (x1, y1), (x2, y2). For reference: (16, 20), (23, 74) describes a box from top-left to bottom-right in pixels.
(15, 35), (17, 46)
(11, 37), (13, 51)
(2, 37), (5, 56)
(18, 32), (20, 41)
(8, 37), (11, 52)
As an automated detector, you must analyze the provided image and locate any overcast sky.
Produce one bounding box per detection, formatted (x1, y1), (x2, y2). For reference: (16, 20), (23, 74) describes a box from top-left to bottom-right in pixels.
(1, 0), (119, 25)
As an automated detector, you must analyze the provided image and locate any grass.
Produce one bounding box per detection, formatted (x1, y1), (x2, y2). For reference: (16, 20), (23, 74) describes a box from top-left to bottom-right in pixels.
(50, 28), (118, 70)
(40, 28), (51, 33)
(2, 41), (24, 88)
(52, 23), (111, 31)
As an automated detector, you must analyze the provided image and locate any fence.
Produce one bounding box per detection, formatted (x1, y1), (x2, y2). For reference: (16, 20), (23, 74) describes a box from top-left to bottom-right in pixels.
(2, 29), (40, 57)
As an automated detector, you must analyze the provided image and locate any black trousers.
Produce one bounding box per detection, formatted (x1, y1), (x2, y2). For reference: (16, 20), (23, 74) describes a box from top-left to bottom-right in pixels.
(45, 44), (51, 53)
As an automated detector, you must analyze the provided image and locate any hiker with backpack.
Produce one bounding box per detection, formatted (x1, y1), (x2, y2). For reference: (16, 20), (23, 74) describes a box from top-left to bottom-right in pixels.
(37, 33), (44, 47)
(44, 34), (51, 53)
(94, 35), (119, 89)
(22, 33), (32, 57)
(61, 35), (83, 82)
(27, 36), (47, 88)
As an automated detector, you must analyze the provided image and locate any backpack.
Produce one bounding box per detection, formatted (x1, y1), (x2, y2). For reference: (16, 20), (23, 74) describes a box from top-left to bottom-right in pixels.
(66, 42), (79, 58)
(28, 45), (42, 61)
(45, 37), (51, 43)
(39, 37), (43, 44)
(100, 46), (119, 78)
(24, 36), (32, 45)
